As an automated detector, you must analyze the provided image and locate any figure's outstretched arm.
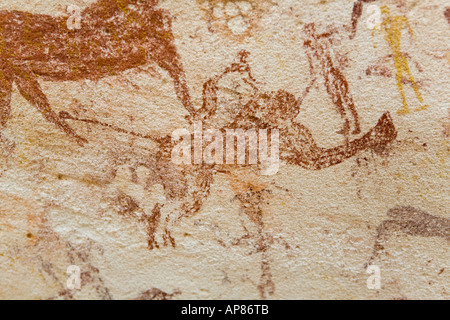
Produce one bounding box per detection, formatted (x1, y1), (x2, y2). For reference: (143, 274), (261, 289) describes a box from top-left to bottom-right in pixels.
(281, 112), (397, 170)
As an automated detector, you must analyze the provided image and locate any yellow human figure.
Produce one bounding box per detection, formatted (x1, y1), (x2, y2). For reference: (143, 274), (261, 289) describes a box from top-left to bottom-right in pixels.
(373, 5), (428, 115)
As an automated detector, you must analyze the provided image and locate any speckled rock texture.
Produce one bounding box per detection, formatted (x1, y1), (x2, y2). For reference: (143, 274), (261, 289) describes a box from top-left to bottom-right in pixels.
(0, 0), (448, 300)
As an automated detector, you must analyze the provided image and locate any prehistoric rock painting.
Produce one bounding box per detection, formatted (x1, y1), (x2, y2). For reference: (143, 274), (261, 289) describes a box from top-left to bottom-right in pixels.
(374, 6), (428, 114)
(367, 206), (450, 267)
(196, 51), (396, 169)
(0, 0), (193, 147)
(0, 0), (448, 300)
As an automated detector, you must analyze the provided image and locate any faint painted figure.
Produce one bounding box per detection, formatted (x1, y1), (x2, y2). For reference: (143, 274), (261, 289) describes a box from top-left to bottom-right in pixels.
(348, 2), (428, 114)
(375, 6), (428, 114)
(194, 50), (396, 297)
(367, 206), (450, 266)
(197, 50), (396, 170)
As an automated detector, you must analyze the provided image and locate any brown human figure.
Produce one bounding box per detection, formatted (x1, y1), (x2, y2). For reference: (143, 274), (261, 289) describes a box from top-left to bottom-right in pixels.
(0, 0), (193, 147)
(366, 206), (450, 267)
(303, 23), (362, 136)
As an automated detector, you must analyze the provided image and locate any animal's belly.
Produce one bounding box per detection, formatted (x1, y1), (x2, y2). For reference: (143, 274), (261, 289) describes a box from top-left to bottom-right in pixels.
(29, 45), (146, 81)
(8, 34), (147, 81)
(0, 10), (149, 80)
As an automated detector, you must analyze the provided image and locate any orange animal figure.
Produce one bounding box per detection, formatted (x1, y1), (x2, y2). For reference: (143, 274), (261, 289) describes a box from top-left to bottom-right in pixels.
(0, 0), (193, 147)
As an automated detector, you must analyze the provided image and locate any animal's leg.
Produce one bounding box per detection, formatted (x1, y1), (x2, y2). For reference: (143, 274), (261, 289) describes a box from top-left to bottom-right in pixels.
(365, 219), (403, 268)
(0, 67), (15, 155)
(14, 70), (87, 146)
(157, 57), (195, 119)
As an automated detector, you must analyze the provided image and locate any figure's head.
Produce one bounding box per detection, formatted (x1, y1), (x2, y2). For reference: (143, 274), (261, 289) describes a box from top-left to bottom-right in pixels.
(303, 23), (316, 38)
(202, 51), (259, 126)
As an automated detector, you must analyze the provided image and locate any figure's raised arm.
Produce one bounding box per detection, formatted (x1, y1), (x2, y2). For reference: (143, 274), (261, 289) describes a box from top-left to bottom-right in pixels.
(404, 17), (417, 41)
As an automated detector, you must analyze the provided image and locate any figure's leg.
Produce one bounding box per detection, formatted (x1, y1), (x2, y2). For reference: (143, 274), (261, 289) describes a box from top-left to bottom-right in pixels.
(400, 55), (428, 111)
(326, 86), (351, 136)
(14, 68), (87, 146)
(231, 179), (275, 299)
(323, 65), (362, 136)
(281, 112), (397, 170)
